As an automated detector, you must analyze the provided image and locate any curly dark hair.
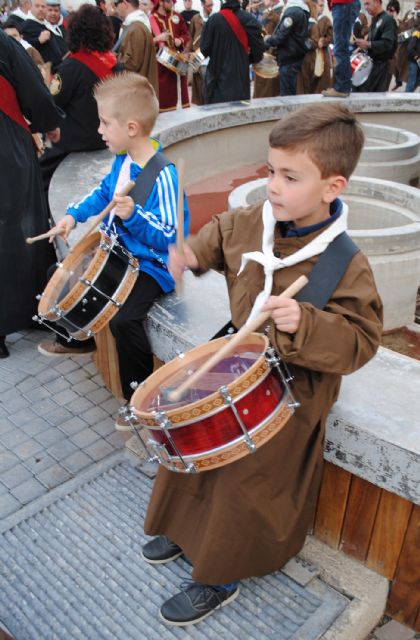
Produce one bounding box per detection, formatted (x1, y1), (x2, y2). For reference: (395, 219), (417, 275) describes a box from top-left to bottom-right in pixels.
(67, 4), (114, 53)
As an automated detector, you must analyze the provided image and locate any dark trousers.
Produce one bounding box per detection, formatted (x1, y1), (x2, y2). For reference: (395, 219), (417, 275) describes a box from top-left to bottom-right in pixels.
(48, 264), (162, 401)
(109, 271), (163, 401)
(279, 61), (302, 96)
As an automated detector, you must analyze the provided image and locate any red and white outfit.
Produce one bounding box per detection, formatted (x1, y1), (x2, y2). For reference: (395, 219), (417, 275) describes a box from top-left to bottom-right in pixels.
(150, 6), (190, 112)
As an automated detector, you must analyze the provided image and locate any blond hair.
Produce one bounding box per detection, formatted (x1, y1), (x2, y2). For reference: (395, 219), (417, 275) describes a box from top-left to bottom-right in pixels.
(94, 72), (159, 136)
(269, 103), (365, 179)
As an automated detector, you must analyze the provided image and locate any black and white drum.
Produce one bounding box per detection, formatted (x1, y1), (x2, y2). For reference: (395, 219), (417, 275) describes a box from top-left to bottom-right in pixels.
(34, 231), (138, 341)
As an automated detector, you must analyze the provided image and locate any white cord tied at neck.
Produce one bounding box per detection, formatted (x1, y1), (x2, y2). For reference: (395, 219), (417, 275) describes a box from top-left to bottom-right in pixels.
(238, 199), (349, 325)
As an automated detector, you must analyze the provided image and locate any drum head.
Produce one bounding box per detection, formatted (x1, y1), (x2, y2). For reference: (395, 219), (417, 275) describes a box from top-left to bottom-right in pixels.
(38, 232), (104, 321)
(131, 333), (269, 415)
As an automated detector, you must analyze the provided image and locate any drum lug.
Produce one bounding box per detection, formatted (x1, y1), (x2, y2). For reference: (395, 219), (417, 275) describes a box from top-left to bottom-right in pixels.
(154, 411), (196, 473)
(219, 386), (257, 453)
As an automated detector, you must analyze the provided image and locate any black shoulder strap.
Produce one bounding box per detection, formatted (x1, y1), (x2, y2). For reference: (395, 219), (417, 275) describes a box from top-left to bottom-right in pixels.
(295, 232), (359, 310)
(128, 152), (172, 208)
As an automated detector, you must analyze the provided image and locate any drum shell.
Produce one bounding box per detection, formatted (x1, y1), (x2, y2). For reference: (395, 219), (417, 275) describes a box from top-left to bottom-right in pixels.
(253, 53), (279, 79)
(350, 51), (373, 87)
(157, 47), (189, 75)
(189, 50), (205, 73)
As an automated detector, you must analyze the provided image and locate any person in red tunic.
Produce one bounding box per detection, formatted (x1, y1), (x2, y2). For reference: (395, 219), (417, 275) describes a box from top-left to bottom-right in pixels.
(149, 0), (191, 111)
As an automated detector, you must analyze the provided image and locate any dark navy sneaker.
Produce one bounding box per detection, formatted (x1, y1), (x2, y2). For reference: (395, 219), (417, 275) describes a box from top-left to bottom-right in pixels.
(159, 581), (240, 626)
(141, 535), (183, 564)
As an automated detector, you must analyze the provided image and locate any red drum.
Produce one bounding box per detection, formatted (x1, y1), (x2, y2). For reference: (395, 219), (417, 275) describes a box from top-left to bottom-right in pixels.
(350, 51), (373, 87)
(129, 333), (297, 473)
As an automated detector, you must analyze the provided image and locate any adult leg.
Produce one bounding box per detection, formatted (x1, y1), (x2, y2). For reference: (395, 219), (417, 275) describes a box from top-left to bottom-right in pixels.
(331, 1), (356, 94)
(279, 61), (301, 96)
(109, 271), (163, 401)
(405, 61), (420, 92)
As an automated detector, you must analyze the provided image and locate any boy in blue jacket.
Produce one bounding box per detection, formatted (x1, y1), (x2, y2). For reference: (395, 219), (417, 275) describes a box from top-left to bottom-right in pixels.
(38, 73), (190, 420)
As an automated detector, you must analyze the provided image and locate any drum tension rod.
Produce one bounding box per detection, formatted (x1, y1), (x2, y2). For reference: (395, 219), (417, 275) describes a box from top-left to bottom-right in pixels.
(219, 386), (257, 453)
(155, 411), (196, 473)
(32, 315), (74, 343)
(265, 347), (300, 410)
(79, 278), (122, 308)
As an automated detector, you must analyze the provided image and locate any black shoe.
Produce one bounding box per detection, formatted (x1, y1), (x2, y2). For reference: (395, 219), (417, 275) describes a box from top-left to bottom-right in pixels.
(159, 581), (240, 626)
(141, 536), (183, 564)
(0, 336), (9, 359)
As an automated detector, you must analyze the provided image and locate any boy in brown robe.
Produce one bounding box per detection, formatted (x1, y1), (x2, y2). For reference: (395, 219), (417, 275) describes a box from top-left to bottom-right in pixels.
(141, 102), (383, 626)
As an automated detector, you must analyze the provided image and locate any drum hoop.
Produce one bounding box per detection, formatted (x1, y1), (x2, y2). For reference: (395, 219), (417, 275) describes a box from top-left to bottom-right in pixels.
(142, 365), (275, 430)
(131, 333), (270, 425)
(38, 231), (107, 319)
(164, 400), (293, 472)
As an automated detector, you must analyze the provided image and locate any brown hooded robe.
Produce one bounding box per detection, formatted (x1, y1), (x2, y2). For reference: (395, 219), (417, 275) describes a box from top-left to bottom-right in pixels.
(144, 201), (383, 585)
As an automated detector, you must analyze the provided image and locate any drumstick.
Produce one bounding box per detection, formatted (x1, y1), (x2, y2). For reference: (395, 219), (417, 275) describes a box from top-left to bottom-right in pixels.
(175, 158), (185, 295)
(26, 228), (60, 244)
(69, 179), (136, 251)
(167, 274), (309, 403)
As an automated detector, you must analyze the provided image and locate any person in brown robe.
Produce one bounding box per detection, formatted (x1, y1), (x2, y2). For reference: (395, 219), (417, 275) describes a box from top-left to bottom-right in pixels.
(115, 0), (158, 96)
(312, 0), (333, 92)
(186, 0), (214, 105)
(296, 2), (319, 94)
(140, 102), (383, 627)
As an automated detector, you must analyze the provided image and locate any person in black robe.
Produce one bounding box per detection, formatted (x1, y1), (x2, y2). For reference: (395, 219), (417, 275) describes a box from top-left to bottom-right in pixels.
(21, 0), (65, 72)
(354, 0), (398, 91)
(200, 0), (264, 104)
(0, 29), (61, 357)
(40, 4), (120, 193)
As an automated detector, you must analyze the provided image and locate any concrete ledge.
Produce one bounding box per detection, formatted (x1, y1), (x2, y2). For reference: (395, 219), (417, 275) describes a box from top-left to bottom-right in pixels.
(298, 536), (389, 640)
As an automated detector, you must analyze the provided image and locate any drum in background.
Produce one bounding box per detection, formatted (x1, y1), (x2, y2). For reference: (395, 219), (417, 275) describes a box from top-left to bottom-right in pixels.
(350, 50), (373, 86)
(189, 49), (205, 73)
(253, 53), (279, 79)
(35, 231), (138, 341)
(157, 47), (189, 75)
(128, 333), (297, 473)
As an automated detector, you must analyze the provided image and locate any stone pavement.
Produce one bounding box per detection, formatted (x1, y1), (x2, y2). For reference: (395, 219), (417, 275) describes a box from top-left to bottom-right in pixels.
(0, 328), (128, 520)
(0, 329), (418, 640)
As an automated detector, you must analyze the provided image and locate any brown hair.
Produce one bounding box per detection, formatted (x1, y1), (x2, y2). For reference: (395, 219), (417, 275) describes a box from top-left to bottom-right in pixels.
(94, 72), (159, 136)
(268, 103), (365, 179)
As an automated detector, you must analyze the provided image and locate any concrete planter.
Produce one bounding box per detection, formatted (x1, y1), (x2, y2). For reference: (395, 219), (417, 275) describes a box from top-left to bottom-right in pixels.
(228, 176), (420, 331)
(356, 123), (420, 185)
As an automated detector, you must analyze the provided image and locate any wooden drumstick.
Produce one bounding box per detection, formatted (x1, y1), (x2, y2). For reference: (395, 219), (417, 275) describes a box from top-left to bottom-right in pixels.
(69, 179), (136, 251)
(26, 228), (60, 244)
(167, 274), (309, 403)
(175, 158), (185, 295)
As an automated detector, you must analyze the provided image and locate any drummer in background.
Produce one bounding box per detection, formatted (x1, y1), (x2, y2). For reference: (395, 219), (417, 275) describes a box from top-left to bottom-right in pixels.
(393, 0), (420, 89)
(149, 0), (190, 111)
(186, 0), (214, 105)
(353, 0), (398, 91)
(141, 102), (383, 626)
(113, 0), (158, 97)
(39, 73), (190, 415)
